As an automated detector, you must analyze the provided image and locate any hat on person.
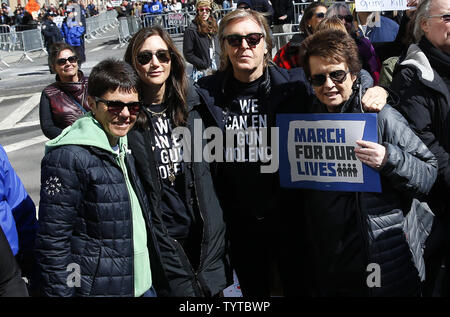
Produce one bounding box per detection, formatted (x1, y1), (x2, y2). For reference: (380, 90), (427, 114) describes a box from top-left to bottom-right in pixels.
(236, 0), (252, 10)
(196, 0), (212, 10)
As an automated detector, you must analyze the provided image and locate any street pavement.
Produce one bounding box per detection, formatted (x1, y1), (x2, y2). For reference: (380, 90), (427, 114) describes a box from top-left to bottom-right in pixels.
(0, 25), (187, 206)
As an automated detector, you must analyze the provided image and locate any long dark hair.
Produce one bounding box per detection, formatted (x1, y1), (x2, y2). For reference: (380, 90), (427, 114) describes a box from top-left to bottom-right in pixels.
(124, 26), (188, 127)
(299, 2), (328, 36)
(193, 8), (218, 35)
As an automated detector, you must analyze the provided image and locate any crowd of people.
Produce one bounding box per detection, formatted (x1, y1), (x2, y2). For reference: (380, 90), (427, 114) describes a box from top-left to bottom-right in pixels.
(1, 0), (449, 298)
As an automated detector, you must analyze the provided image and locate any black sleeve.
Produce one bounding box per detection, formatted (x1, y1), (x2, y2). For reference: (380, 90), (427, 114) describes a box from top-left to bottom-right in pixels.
(0, 227), (29, 297)
(391, 67), (450, 192)
(39, 91), (63, 140)
(36, 147), (81, 297)
(183, 27), (209, 70)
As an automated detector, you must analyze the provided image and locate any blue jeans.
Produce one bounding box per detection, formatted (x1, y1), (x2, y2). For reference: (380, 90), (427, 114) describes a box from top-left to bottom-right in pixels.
(141, 286), (157, 297)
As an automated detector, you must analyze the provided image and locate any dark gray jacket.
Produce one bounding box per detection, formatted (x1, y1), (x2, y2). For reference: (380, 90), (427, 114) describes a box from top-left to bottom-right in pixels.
(305, 79), (438, 296)
(183, 22), (219, 71)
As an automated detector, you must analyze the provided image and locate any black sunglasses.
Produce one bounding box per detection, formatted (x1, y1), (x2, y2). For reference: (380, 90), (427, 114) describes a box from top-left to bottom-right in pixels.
(225, 33), (264, 47)
(337, 14), (353, 23)
(95, 97), (142, 116)
(310, 70), (350, 87)
(428, 14), (450, 22)
(56, 55), (78, 66)
(136, 50), (171, 65)
(315, 12), (325, 18)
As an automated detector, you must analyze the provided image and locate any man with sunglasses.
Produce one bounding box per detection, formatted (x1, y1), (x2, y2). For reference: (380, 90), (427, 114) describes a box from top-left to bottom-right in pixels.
(195, 9), (390, 297)
(36, 59), (164, 297)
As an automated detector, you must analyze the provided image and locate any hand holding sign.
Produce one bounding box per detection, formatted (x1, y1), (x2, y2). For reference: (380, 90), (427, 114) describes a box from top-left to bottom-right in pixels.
(355, 140), (388, 170)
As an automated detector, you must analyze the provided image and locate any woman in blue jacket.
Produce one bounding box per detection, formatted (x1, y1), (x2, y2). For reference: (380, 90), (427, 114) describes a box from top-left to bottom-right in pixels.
(60, 10), (85, 67)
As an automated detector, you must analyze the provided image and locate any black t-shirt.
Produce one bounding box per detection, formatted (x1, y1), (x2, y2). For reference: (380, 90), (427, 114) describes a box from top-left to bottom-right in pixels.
(216, 76), (280, 222)
(148, 104), (193, 243)
(303, 190), (367, 296)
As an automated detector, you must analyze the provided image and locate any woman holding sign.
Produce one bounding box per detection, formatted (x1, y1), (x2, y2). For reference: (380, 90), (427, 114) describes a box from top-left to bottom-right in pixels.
(298, 29), (437, 296)
(124, 26), (231, 296)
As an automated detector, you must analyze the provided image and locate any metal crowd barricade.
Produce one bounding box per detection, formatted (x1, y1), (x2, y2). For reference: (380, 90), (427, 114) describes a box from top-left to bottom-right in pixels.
(140, 12), (190, 35)
(85, 10), (119, 42)
(0, 24), (12, 52)
(118, 17), (131, 45)
(15, 28), (47, 62)
(272, 31), (300, 52)
(116, 16), (142, 46)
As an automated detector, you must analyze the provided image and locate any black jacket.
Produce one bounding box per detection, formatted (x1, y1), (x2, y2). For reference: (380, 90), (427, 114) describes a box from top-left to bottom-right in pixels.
(36, 142), (165, 297)
(271, 0), (294, 25)
(196, 65), (313, 130)
(0, 227), (28, 297)
(390, 40), (450, 216)
(304, 79), (438, 296)
(41, 19), (63, 49)
(183, 22), (219, 71)
(127, 89), (232, 297)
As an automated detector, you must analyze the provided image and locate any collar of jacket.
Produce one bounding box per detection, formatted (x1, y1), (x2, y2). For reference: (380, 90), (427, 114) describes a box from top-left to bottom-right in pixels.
(400, 42), (449, 98)
(194, 65), (305, 127)
(54, 70), (87, 95)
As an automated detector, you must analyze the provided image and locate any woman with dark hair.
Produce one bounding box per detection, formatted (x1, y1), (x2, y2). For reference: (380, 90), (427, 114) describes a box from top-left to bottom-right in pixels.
(39, 42), (89, 139)
(298, 29), (437, 296)
(273, 2), (327, 69)
(124, 26), (231, 297)
(36, 58), (163, 297)
(182, 0), (219, 81)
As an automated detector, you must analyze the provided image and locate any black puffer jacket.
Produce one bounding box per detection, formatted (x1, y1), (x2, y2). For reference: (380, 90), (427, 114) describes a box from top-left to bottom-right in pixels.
(390, 39), (450, 215)
(36, 128), (165, 297)
(304, 79), (438, 296)
(127, 90), (232, 297)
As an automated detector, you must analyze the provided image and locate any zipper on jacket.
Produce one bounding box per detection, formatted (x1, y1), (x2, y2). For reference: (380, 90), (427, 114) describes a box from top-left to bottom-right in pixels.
(190, 163), (206, 275)
(149, 134), (206, 295)
(118, 149), (136, 297)
(172, 237), (205, 296)
(355, 192), (373, 296)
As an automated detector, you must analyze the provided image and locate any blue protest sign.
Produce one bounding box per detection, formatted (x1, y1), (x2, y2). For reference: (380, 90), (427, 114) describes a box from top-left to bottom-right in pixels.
(277, 113), (381, 192)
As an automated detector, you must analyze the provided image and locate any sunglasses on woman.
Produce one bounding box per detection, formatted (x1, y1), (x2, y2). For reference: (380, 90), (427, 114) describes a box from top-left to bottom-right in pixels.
(56, 55), (78, 66)
(136, 50), (171, 65)
(95, 97), (142, 116)
(337, 14), (353, 23)
(310, 70), (350, 87)
(225, 33), (264, 47)
(315, 12), (325, 18)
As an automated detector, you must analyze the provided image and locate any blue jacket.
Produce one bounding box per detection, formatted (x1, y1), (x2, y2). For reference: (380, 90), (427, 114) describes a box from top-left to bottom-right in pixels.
(60, 20), (85, 47)
(149, 1), (163, 14)
(365, 16), (399, 43)
(0, 145), (37, 256)
(142, 3), (151, 14)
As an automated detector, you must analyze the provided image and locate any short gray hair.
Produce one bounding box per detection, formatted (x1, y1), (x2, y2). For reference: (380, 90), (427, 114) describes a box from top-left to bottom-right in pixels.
(218, 9), (272, 71)
(413, 0), (432, 42)
(326, 3), (351, 18)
